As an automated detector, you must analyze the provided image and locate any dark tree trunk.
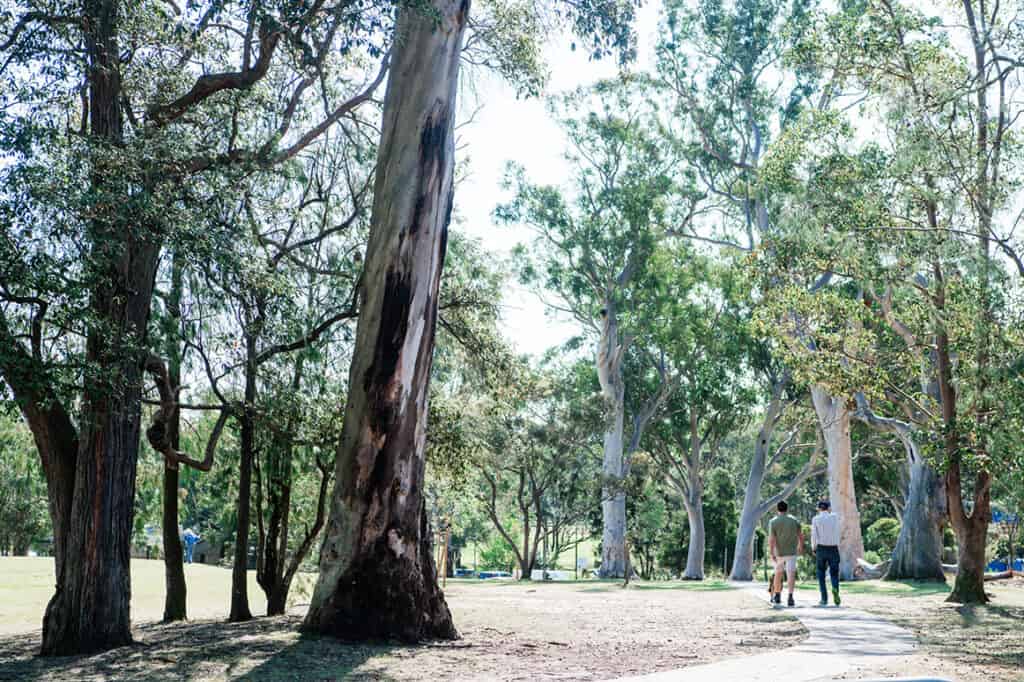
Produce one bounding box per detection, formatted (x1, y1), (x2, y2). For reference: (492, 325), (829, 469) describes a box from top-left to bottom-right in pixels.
(39, 0), (164, 655)
(162, 464), (187, 620)
(162, 252), (187, 621)
(302, 0), (467, 642)
(230, 337), (257, 622)
(949, 512), (990, 603)
(886, 461), (946, 581)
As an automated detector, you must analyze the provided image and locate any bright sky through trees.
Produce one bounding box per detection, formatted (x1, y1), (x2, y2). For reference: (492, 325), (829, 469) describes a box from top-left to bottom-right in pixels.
(455, 2), (662, 356)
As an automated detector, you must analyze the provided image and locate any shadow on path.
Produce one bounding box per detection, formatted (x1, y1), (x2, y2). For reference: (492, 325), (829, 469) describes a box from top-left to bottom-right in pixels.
(606, 581), (920, 682)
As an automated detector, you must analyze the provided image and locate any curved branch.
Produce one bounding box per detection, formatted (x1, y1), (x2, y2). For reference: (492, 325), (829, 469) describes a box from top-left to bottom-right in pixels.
(147, 20), (283, 127)
(144, 353), (229, 471)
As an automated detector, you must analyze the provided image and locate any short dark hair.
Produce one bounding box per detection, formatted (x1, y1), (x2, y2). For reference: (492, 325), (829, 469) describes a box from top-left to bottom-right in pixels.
(817, 500), (831, 510)
(777, 500), (788, 512)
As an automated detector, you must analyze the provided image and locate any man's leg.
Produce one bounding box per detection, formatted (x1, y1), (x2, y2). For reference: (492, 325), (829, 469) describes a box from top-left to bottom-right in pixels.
(828, 549), (841, 605)
(785, 557), (797, 605)
(772, 561), (783, 602)
(816, 551), (828, 604)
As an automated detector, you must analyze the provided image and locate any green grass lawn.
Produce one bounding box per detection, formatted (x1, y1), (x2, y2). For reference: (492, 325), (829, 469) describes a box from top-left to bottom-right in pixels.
(794, 578), (953, 598)
(0, 556), (315, 635)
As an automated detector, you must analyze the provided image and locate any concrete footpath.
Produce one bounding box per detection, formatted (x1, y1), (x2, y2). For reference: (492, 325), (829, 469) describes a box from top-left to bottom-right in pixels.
(610, 581), (931, 682)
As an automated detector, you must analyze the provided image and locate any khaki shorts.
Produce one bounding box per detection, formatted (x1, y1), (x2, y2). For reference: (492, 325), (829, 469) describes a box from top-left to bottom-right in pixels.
(774, 555), (797, 577)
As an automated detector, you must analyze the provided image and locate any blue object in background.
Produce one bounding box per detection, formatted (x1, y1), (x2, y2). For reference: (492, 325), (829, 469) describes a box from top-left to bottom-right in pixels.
(986, 558), (1023, 572)
(183, 528), (201, 564)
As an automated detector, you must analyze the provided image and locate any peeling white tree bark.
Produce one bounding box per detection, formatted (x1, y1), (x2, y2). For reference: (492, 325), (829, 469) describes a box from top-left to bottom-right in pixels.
(597, 300), (629, 578)
(811, 387), (865, 580)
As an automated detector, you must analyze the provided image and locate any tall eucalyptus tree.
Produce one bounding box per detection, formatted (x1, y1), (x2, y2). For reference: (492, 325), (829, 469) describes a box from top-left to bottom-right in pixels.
(498, 82), (699, 577)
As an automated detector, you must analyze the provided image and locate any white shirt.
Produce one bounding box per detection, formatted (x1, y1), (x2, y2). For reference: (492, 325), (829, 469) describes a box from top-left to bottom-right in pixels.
(811, 511), (841, 548)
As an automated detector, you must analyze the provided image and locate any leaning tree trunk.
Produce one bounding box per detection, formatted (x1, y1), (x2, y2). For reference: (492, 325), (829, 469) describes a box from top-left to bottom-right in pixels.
(886, 460), (946, 581)
(811, 387), (865, 580)
(161, 251), (187, 621)
(730, 382), (785, 581)
(682, 496), (706, 580)
(302, 0), (467, 642)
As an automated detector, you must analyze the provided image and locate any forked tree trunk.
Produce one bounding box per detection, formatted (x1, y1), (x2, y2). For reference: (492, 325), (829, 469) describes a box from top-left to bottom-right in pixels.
(886, 460), (946, 581)
(949, 513), (989, 603)
(811, 388), (865, 579)
(731, 382), (787, 581)
(302, 0), (467, 642)
(682, 497), (705, 580)
(946, 460), (991, 604)
(852, 394), (946, 582)
(731, 380), (825, 581)
(162, 252), (187, 621)
(40, 0), (161, 655)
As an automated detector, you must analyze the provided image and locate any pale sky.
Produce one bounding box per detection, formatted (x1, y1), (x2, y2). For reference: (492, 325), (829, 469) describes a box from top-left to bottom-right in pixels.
(453, 3), (663, 357)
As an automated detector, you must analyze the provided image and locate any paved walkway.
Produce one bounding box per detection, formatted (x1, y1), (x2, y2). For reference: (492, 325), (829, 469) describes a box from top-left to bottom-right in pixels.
(610, 582), (927, 682)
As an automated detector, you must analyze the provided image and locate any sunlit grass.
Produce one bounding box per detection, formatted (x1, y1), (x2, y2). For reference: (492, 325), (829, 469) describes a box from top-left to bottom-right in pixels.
(0, 556), (315, 635)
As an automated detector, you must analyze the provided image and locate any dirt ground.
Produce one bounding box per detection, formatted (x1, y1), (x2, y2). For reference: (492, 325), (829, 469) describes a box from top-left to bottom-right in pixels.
(0, 580), (805, 681)
(802, 577), (1024, 682)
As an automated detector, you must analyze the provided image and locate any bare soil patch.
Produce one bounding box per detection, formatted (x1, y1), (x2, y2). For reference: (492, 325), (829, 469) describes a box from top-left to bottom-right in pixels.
(0, 580), (804, 681)
(809, 578), (1024, 682)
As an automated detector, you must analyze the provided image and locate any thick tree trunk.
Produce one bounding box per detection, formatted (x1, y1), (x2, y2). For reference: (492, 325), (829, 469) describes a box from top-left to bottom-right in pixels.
(886, 461), (946, 581)
(41, 257), (159, 656)
(811, 388), (864, 579)
(161, 252), (187, 621)
(949, 515), (989, 603)
(266, 585), (289, 616)
(682, 498), (705, 580)
(40, 0), (162, 654)
(600, 402), (627, 578)
(302, 0), (466, 642)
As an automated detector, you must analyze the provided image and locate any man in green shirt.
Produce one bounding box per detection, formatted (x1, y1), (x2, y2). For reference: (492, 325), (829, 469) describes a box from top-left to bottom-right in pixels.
(769, 500), (804, 607)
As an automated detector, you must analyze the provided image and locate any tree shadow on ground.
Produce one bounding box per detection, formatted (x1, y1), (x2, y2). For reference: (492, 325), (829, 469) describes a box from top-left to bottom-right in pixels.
(879, 597), (1024, 675)
(0, 616), (393, 681)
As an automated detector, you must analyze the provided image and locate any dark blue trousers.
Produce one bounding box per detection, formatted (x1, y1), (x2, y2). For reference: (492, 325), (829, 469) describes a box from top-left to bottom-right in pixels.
(816, 545), (840, 601)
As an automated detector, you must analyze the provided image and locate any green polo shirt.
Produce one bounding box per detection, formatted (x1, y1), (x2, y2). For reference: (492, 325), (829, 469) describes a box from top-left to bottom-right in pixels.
(769, 514), (801, 556)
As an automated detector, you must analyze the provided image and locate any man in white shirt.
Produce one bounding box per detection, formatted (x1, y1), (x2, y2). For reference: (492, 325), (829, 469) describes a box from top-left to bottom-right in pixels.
(811, 500), (842, 606)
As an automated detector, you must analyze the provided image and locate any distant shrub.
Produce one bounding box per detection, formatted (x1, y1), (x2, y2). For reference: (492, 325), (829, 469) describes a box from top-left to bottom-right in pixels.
(865, 517), (901, 554)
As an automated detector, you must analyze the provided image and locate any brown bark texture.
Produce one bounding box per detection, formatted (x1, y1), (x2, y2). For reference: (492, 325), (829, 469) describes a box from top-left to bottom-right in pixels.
(302, 0), (468, 642)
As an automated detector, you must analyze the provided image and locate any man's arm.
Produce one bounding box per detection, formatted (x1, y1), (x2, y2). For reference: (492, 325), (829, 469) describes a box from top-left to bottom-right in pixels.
(769, 532), (777, 561)
(811, 519), (818, 550)
(797, 527), (805, 555)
